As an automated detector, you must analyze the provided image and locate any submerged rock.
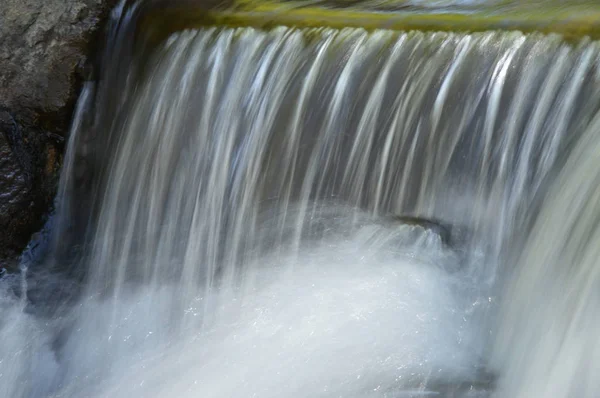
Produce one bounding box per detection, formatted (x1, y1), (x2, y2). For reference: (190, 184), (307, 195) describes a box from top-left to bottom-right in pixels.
(0, 0), (117, 268)
(389, 215), (453, 246)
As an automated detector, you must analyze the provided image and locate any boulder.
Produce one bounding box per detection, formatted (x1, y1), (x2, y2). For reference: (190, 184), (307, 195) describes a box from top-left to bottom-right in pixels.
(0, 0), (116, 268)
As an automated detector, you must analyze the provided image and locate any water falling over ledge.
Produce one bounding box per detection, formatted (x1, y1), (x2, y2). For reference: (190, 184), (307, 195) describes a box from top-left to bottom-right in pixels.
(3, 7), (600, 397)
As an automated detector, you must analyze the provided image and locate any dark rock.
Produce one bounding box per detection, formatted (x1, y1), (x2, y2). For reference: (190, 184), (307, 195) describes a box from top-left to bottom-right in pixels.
(389, 215), (454, 246)
(0, 0), (116, 130)
(0, 113), (31, 268)
(0, 0), (118, 269)
(387, 214), (472, 249)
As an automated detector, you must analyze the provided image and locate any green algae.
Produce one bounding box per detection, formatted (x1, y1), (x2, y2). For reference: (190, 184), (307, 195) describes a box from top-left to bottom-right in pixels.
(139, 0), (600, 47)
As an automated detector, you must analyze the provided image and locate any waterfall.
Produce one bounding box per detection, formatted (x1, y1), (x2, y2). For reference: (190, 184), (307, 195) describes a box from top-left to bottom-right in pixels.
(78, 27), (600, 292)
(492, 110), (600, 398)
(2, 13), (600, 398)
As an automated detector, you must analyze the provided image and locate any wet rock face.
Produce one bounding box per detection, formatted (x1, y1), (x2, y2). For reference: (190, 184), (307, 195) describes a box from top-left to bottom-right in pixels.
(0, 113), (30, 268)
(0, 0), (116, 268)
(0, 108), (63, 269)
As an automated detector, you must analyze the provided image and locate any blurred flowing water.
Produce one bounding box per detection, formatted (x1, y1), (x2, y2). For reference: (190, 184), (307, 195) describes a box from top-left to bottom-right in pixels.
(2, 7), (600, 398)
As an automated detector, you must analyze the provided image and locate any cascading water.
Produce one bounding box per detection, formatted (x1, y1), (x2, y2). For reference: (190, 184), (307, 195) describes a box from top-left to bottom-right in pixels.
(491, 110), (600, 398)
(2, 5), (600, 397)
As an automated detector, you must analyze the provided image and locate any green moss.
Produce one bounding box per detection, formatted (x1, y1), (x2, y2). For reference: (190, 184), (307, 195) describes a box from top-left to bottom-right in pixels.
(138, 1), (600, 47)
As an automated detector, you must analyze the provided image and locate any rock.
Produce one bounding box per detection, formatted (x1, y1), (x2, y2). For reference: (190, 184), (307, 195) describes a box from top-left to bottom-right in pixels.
(0, 0), (117, 269)
(389, 215), (454, 246)
(0, 112), (31, 268)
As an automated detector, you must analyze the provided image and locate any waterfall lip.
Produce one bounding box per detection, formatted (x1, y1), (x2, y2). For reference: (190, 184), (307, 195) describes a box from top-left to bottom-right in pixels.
(138, 0), (600, 48)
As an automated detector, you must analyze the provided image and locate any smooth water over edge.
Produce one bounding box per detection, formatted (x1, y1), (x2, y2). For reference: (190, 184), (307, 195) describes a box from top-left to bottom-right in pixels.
(2, 23), (600, 398)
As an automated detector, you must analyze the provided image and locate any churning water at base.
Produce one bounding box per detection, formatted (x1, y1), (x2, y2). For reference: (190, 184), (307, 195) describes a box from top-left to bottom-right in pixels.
(3, 21), (600, 398)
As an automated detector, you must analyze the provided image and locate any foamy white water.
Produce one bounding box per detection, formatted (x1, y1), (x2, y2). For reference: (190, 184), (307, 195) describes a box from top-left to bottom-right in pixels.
(2, 16), (600, 398)
(47, 222), (487, 397)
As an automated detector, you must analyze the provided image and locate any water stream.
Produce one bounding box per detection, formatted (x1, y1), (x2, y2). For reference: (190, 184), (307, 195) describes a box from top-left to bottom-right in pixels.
(2, 8), (600, 398)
